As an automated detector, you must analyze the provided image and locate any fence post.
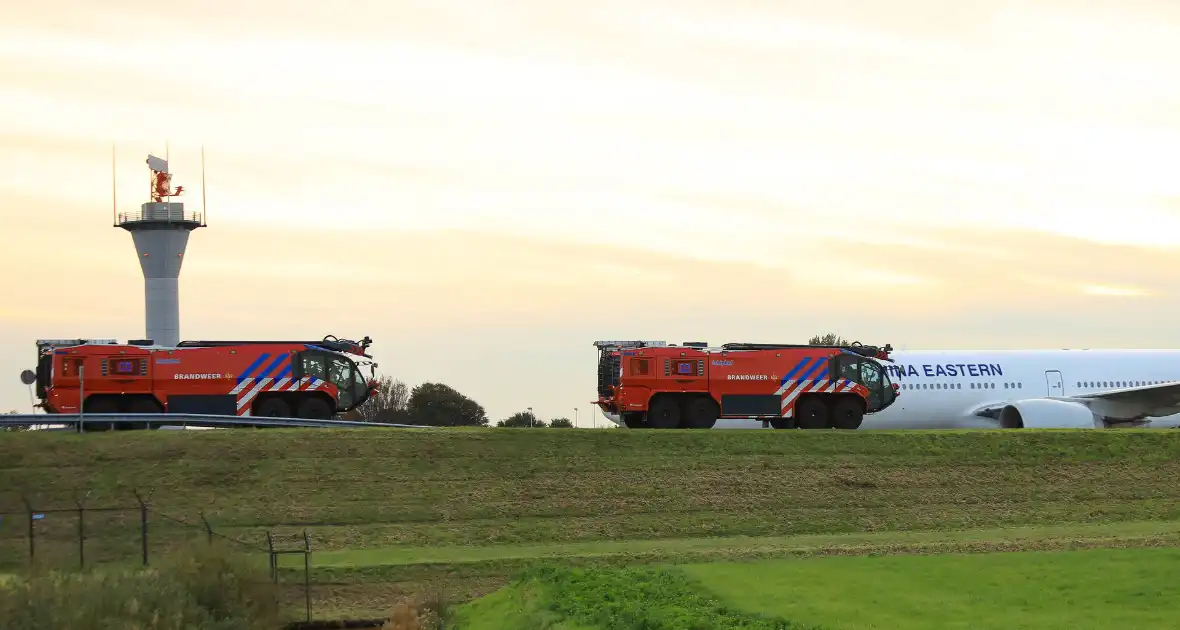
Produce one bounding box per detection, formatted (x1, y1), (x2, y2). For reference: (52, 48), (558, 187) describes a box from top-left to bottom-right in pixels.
(133, 489), (151, 566)
(200, 511), (213, 544)
(266, 531), (276, 583)
(21, 495), (34, 563)
(303, 528), (311, 623)
(74, 496), (85, 569)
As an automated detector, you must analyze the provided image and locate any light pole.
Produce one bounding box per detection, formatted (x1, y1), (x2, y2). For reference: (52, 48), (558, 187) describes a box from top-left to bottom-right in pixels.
(574, 407), (578, 428)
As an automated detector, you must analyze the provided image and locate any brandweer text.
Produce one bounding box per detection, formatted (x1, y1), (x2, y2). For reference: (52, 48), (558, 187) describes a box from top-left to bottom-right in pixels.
(885, 363), (1003, 378)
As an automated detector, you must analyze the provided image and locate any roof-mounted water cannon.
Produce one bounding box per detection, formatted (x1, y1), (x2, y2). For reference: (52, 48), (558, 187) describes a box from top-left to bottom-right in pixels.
(842, 341), (894, 362)
(319, 335), (373, 358)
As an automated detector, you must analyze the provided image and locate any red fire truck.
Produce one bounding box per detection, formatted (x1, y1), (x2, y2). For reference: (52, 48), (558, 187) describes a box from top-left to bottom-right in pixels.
(593, 340), (898, 430)
(29, 334), (379, 425)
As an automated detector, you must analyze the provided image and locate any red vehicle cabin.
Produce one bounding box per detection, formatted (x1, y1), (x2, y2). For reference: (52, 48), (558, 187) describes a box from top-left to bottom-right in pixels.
(31, 335), (378, 423)
(593, 340), (898, 430)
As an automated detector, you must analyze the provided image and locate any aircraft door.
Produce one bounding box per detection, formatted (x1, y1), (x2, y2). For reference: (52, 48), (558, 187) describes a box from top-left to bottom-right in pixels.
(1045, 370), (1064, 397)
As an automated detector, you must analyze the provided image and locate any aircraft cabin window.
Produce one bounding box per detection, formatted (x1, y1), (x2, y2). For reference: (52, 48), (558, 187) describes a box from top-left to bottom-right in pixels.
(1017, 383), (1022, 389)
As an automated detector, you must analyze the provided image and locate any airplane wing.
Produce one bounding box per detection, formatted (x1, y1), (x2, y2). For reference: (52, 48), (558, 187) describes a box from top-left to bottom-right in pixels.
(1064, 381), (1180, 419)
(971, 381), (1180, 425)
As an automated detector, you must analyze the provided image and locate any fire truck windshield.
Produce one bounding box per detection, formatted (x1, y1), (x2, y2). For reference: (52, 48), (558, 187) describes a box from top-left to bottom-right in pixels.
(328, 355), (360, 409)
(836, 354), (895, 412)
(860, 360), (897, 412)
(352, 363), (373, 407)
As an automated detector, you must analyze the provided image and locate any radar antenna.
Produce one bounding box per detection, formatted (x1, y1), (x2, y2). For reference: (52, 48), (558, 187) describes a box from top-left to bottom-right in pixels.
(146, 154), (184, 203)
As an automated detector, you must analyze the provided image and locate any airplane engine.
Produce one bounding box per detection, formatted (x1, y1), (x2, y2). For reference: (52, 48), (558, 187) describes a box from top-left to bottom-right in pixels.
(998, 399), (1104, 429)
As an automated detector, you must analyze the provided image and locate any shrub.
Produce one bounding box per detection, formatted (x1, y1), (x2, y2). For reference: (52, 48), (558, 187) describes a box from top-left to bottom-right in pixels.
(0, 541), (280, 630)
(383, 592), (450, 630)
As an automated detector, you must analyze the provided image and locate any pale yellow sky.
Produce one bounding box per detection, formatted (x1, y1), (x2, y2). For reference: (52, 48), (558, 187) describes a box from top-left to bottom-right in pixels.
(2, 0), (1179, 420)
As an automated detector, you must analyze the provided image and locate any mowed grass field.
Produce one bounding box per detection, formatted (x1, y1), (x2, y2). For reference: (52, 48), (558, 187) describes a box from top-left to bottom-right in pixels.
(450, 547), (1180, 630)
(4, 427), (1180, 621)
(683, 547), (1180, 629)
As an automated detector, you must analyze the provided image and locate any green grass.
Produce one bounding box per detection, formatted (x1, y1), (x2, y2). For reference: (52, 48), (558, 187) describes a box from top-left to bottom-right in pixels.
(446, 581), (597, 630)
(5, 427), (1180, 617)
(683, 547), (1180, 630)
(286, 519), (1180, 569)
(449, 566), (811, 630)
(6, 428), (1180, 549)
(452, 547), (1180, 629)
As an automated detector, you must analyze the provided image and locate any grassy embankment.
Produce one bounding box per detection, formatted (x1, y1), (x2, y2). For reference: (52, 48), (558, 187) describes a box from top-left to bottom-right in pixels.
(3, 427), (1180, 620)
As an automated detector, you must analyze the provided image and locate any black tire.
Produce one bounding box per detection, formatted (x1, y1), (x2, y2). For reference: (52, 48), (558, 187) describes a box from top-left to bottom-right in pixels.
(647, 396), (682, 429)
(770, 417), (794, 430)
(82, 397), (119, 432)
(683, 397), (719, 429)
(126, 398), (161, 430)
(297, 396), (333, 420)
(255, 397), (292, 418)
(127, 398), (162, 414)
(84, 397), (119, 413)
(831, 397), (864, 430)
(795, 396), (830, 429)
(622, 413), (648, 429)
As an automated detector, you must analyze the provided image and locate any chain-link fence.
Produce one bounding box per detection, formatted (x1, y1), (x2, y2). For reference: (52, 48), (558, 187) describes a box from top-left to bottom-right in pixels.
(0, 490), (324, 625)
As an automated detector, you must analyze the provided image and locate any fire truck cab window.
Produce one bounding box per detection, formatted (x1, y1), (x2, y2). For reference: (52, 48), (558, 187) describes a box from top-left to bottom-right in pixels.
(329, 356), (357, 408)
(837, 357), (859, 382)
(301, 354), (328, 380)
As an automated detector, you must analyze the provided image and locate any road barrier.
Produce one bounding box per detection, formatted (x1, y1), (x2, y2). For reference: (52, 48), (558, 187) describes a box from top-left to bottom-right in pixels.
(0, 412), (429, 430)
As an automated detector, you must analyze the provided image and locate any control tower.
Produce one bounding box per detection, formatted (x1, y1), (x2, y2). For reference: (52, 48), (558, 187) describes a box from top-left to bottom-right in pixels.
(114, 151), (206, 348)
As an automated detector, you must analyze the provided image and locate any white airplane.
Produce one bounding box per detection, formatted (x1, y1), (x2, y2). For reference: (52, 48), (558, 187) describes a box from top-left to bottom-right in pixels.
(603, 349), (1180, 430)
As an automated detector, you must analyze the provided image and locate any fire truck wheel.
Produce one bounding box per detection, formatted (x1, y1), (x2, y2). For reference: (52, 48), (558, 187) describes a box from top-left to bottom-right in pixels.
(830, 397), (864, 430)
(255, 397), (292, 418)
(683, 397), (719, 429)
(127, 398), (162, 414)
(622, 414), (648, 429)
(795, 396), (830, 429)
(297, 396), (333, 420)
(84, 397), (119, 414)
(647, 395), (682, 429)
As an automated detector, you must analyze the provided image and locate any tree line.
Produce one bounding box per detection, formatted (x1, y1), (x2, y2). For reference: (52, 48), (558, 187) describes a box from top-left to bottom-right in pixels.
(341, 376), (574, 428)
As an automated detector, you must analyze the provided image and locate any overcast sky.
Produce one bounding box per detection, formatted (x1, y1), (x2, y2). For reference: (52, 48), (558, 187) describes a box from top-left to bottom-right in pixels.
(2, 0), (1179, 421)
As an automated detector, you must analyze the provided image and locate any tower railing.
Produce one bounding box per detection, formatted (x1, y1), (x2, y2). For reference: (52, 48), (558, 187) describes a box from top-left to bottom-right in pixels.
(116, 210), (204, 225)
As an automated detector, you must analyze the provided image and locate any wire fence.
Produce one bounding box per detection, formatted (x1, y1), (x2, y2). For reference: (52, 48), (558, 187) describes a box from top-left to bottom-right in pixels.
(0, 490), (324, 625)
